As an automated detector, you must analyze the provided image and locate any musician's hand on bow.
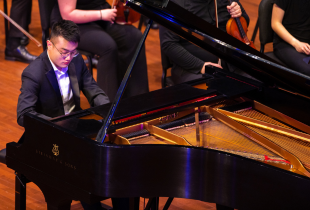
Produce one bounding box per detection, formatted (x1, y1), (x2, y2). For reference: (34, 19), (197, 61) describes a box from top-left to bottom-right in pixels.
(292, 39), (310, 55)
(201, 62), (222, 74)
(101, 9), (117, 23)
(227, 2), (242, 18)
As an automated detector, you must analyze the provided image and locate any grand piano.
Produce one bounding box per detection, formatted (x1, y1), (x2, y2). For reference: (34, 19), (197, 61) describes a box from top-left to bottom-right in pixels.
(5, 0), (310, 209)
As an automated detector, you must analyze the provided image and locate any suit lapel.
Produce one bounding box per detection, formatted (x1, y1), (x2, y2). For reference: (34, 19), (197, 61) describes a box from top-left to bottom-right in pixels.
(43, 51), (63, 110)
(68, 62), (80, 107)
(46, 69), (62, 102)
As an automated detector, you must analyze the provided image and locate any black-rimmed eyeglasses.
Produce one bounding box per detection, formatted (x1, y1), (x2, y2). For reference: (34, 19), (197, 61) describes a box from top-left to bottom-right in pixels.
(50, 40), (79, 59)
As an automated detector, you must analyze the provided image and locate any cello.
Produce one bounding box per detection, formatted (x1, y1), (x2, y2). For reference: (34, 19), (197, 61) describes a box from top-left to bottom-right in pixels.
(226, 0), (256, 49)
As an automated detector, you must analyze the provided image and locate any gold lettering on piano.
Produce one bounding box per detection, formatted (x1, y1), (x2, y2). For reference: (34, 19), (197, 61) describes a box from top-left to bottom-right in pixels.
(36, 149), (77, 170)
(52, 144), (59, 156)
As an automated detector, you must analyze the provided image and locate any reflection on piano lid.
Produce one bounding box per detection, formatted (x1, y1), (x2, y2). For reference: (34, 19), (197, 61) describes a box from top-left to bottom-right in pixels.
(127, 0), (310, 97)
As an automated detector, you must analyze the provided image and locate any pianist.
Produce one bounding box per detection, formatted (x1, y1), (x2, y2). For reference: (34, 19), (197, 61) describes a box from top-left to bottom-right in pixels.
(160, 0), (249, 84)
(17, 20), (110, 127)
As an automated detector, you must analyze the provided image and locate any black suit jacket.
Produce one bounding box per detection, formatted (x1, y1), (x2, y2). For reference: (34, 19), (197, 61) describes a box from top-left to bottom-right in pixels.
(17, 50), (110, 127)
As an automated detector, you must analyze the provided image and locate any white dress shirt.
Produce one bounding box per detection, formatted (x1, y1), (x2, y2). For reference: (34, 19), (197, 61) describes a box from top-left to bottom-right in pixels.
(47, 52), (75, 115)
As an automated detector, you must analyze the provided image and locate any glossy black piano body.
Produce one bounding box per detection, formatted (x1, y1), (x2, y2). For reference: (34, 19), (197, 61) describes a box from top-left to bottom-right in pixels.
(6, 0), (310, 209)
(7, 74), (310, 210)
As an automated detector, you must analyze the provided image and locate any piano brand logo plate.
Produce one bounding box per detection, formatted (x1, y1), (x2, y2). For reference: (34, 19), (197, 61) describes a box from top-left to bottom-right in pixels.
(52, 144), (59, 156)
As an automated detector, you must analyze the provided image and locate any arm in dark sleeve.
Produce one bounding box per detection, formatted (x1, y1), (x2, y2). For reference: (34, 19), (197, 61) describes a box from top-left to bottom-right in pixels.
(271, 0), (289, 12)
(17, 72), (51, 127)
(79, 59), (110, 106)
(160, 26), (205, 74)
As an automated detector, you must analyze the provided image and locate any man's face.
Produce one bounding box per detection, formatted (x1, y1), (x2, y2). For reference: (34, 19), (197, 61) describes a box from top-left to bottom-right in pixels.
(47, 36), (78, 70)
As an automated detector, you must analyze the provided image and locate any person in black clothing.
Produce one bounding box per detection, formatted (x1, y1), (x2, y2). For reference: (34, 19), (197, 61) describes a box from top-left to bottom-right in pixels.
(271, 0), (310, 76)
(17, 19), (130, 210)
(160, 0), (249, 84)
(17, 20), (110, 127)
(5, 0), (37, 63)
(54, 0), (149, 101)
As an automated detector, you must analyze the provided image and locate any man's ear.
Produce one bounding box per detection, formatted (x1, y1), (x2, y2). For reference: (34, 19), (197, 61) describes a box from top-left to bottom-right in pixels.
(46, 40), (52, 49)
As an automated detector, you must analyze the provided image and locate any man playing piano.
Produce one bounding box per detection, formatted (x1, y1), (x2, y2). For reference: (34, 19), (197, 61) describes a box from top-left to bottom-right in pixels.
(17, 19), (110, 209)
(17, 20), (110, 127)
(160, 0), (249, 84)
(16, 19), (135, 210)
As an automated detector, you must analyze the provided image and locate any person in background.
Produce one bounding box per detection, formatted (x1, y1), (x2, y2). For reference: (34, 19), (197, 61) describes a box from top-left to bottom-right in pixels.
(5, 0), (37, 63)
(53, 0), (149, 101)
(160, 0), (249, 84)
(271, 0), (310, 76)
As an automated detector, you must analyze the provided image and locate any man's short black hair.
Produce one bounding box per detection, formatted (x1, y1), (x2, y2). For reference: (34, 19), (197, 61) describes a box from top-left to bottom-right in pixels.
(50, 20), (80, 43)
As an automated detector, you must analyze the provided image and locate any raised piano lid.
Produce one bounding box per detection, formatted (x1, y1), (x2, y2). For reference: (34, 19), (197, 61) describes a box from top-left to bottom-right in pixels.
(127, 0), (310, 97)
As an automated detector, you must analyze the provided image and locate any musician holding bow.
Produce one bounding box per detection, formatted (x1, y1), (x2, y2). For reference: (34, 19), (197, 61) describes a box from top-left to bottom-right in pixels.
(4, 0), (37, 63)
(160, 0), (249, 84)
